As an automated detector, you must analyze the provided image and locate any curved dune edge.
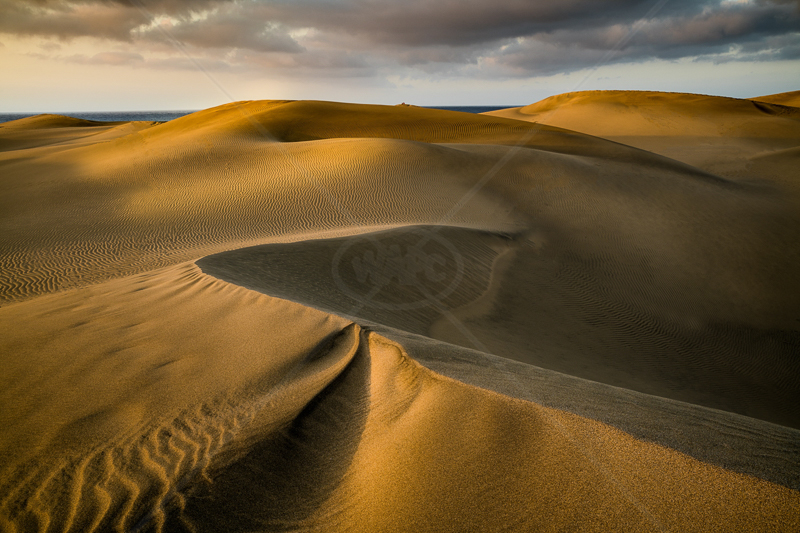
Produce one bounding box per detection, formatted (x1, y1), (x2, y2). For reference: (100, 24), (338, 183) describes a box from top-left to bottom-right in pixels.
(0, 264), (798, 532)
(195, 223), (800, 487)
(198, 222), (800, 429)
(171, 326), (800, 532)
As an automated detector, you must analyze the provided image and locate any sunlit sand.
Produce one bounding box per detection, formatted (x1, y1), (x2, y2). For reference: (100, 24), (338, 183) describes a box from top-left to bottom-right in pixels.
(1, 92), (799, 531)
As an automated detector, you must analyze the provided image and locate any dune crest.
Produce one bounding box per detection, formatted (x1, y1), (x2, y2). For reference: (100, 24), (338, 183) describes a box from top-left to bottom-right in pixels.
(170, 328), (800, 532)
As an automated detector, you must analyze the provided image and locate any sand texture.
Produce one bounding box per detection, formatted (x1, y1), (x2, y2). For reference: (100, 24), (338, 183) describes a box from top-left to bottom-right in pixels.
(1, 93), (799, 531)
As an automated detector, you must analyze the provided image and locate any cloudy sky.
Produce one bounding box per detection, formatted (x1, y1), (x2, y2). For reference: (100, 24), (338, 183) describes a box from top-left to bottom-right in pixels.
(1, 0), (799, 111)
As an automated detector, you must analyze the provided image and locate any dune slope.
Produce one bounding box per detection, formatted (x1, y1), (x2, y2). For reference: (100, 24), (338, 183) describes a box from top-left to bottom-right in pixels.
(485, 90), (800, 188)
(168, 329), (800, 533)
(753, 90), (800, 108)
(1, 100), (710, 305)
(1, 268), (797, 532)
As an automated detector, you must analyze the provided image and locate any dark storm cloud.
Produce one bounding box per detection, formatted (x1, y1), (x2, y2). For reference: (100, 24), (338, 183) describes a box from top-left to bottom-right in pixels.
(1, 0), (798, 75)
(0, 0), (300, 53)
(135, 4), (303, 53)
(493, 0), (800, 74)
(250, 0), (800, 47)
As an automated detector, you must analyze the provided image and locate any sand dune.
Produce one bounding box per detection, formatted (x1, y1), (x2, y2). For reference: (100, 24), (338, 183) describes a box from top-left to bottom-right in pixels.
(0, 263), (352, 532)
(753, 90), (800, 108)
(485, 90), (800, 188)
(1, 265), (797, 532)
(199, 218), (800, 428)
(1, 101), (693, 304)
(0, 114), (155, 152)
(1, 95), (799, 531)
(170, 328), (799, 532)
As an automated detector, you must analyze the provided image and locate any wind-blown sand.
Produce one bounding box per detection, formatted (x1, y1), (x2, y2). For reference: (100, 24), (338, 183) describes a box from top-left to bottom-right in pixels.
(1, 94), (799, 531)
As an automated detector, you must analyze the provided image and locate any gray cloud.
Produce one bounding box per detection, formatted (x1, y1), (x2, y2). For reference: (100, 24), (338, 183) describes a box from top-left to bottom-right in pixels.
(0, 0), (299, 53)
(0, 0), (147, 41)
(491, 0), (800, 75)
(134, 2), (303, 53)
(0, 0), (798, 77)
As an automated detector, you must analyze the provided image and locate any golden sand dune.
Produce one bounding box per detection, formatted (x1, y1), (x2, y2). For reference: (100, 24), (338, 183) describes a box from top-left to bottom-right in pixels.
(1, 265), (797, 532)
(199, 220), (800, 428)
(753, 90), (800, 108)
(0, 101), (702, 304)
(0, 264), (351, 531)
(0, 114), (156, 152)
(489, 90), (800, 137)
(1, 96), (799, 531)
(171, 328), (798, 532)
(485, 90), (800, 186)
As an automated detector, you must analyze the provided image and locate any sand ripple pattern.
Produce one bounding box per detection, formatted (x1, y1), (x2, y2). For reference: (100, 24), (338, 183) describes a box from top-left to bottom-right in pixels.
(0, 398), (253, 533)
(0, 113), (531, 304)
(1, 100), (669, 305)
(0, 262), (358, 533)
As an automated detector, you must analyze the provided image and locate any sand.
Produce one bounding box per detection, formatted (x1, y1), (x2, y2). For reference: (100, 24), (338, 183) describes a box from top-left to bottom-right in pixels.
(1, 93), (799, 531)
(753, 90), (800, 108)
(485, 90), (800, 195)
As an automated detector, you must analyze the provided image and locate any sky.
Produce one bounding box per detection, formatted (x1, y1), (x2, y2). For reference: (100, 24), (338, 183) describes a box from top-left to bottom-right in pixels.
(1, 0), (799, 111)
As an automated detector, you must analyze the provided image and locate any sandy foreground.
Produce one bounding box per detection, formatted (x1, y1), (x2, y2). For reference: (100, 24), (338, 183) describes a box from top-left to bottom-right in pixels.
(1, 92), (799, 531)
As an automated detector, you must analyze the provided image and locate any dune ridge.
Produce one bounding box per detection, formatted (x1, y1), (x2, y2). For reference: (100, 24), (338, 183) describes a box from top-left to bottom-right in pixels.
(198, 220), (800, 429)
(169, 326), (800, 532)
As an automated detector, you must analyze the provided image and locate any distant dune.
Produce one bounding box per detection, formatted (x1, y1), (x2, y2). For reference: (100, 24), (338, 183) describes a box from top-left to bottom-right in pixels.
(485, 90), (800, 188)
(752, 90), (800, 108)
(1, 94), (799, 531)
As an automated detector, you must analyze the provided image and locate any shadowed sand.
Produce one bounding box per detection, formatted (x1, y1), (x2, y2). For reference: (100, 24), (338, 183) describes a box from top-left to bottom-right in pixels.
(1, 93), (799, 531)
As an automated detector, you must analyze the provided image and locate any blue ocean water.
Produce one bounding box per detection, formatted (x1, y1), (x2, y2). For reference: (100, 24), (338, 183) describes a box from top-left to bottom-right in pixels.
(425, 106), (517, 114)
(0, 111), (196, 124)
(0, 106), (516, 124)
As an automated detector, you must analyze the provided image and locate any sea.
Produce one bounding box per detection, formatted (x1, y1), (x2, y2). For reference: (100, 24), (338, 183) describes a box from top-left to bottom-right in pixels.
(0, 106), (516, 124)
